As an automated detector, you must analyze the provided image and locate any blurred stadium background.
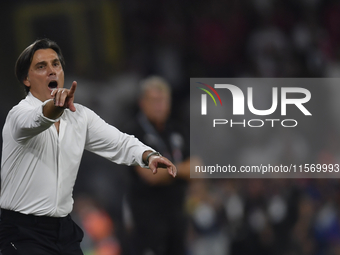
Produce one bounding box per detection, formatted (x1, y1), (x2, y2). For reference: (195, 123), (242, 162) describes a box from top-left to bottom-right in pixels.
(2, 0), (340, 254)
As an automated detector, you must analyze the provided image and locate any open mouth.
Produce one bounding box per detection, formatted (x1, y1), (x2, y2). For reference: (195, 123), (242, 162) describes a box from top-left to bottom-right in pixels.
(48, 81), (58, 90)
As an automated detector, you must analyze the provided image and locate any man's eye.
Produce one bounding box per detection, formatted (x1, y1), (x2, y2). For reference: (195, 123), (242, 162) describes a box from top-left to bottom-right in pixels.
(38, 65), (44, 69)
(54, 62), (60, 67)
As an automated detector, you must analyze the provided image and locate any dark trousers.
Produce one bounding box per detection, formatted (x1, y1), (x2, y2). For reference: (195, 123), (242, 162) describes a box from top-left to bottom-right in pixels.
(0, 209), (84, 255)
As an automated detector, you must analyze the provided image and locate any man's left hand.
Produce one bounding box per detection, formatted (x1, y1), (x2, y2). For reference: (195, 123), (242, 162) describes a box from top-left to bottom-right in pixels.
(149, 155), (177, 178)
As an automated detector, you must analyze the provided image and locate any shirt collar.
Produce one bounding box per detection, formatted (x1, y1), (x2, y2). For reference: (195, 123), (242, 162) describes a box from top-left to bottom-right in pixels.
(26, 92), (50, 107)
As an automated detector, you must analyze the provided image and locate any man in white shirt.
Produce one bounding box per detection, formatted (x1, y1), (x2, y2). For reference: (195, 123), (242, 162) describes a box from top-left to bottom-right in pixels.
(0, 38), (177, 255)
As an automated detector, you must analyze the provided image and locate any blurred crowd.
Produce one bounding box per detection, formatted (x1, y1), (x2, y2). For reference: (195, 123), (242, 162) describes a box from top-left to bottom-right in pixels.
(3, 0), (340, 254)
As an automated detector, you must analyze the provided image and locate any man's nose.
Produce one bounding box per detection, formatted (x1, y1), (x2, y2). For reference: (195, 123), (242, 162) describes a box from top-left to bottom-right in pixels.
(47, 64), (56, 75)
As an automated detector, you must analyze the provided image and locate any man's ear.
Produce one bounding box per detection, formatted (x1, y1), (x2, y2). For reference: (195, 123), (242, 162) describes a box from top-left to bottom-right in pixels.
(23, 77), (30, 87)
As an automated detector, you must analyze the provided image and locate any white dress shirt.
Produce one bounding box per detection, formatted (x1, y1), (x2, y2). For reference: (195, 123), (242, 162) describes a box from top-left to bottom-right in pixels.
(1, 93), (152, 217)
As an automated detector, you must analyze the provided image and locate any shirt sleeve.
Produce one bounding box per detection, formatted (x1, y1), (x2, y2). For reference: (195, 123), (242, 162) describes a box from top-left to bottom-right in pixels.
(83, 107), (153, 167)
(9, 99), (61, 144)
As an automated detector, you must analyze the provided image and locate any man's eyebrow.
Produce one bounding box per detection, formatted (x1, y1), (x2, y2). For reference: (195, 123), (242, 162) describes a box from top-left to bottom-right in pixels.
(34, 58), (60, 67)
(34, 61), (47, 67)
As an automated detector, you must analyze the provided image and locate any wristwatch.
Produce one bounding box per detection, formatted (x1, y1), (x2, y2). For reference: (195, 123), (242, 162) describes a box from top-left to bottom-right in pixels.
(145, 151), (162, 166)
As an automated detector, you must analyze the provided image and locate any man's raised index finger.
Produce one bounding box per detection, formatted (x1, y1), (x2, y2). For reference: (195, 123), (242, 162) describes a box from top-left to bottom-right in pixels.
(69, 81), (77, 96)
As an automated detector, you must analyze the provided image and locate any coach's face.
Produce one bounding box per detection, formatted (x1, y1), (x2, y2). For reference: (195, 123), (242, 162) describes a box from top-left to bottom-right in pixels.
(23, 48), (65, 102)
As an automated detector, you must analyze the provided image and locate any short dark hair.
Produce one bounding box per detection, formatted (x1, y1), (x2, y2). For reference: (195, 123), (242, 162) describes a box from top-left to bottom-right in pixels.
(15, 38), (65, 94)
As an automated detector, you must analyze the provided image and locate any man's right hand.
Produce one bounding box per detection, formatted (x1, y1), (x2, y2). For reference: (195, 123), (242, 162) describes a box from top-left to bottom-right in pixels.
(51, 81), (77, 112)
(43, 81), (77, 119)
